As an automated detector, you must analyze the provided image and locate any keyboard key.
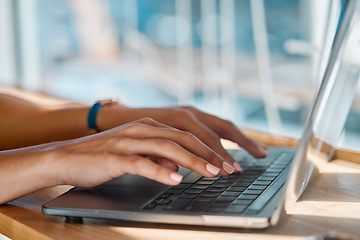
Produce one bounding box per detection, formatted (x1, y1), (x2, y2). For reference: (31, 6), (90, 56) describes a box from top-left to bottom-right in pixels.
(155, 199), (172, 205)
(231, 182), (250, 187)
(252, 180), (272, 186)
(184, 189), (204, 194)
(267, 167), (284, 172)
(143, 202), (157, 210)
(179, 193), (199, 199)
(201, 192), (220, 197)
(202, 176), (220, 181)
(196, 196), (216, 202)
(158, 193), (171, 199)
(196, 180), (216, 185)
(206, 206), (226, 212)
(185, 201), (208, 211)
(251, 166), (267, 171)
(182, 172), (202, 184)
(217, 178), (237, 183)
(221, 191), (241, 197)
(243, 189), (263, 195)
(238, 177), (257, 183)
(172, 183), (191, 190)
(191, 184), (209, 190)
(207, 187), (225, 192)
(237, 194), (257, 200)
(225, 204), (248, 214)
(261, 172), (279, 177)
(227, 186), (246, 192)
(245, 170), (264, 175)
(211, 201), (231, 207)
(164, 198), (192, 211)
(222, 174), (241, 179)
(165, 189), (184, 195)
(232, 199), (253, 205)
(213, 182), (232, 188)
(248, 185), (267, 190)
(216, 196), (237, 202)
(265, 169), (282, 174)
(258, 176), (276, 181)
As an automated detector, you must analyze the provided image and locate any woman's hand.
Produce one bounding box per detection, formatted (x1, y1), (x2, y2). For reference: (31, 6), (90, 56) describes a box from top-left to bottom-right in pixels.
(55, 117), (236, 188)
(97, 105), (268, 172)
(0, 117), (236, 204)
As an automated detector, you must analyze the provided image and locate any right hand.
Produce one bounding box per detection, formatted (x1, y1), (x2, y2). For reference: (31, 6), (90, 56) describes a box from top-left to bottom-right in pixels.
(54, 118), (233, 188)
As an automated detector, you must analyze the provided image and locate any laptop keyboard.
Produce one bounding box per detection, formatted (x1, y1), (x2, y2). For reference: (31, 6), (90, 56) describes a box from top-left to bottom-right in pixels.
(143, 148), (294, 214)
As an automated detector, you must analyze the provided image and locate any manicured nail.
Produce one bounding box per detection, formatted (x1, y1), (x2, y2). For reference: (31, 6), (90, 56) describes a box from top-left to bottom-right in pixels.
(206, 163), (221, 175)
(223, 162), (235, 174)
(233, 162), (243, 172)
(170, 172), (183, 183)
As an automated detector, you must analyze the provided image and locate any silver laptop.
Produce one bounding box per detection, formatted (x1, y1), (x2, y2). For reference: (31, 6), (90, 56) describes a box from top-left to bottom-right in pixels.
(42, 0), (360, 229)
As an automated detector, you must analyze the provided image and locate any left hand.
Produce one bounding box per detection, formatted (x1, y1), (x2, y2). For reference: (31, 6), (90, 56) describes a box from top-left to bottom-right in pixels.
(97, 105), (268, 171)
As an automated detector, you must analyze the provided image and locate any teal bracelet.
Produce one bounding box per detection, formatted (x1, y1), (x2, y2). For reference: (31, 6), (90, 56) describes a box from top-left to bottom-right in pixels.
(87, 99), (120, 132)
(88, 102), (102, 132)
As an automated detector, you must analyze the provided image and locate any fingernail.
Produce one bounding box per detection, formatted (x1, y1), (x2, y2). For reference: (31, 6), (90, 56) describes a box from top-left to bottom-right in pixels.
(233, 162), (243, 172)
(223, 162), (235, 174)
(206, 163), (221, 175)
(170, 172), (183, 183)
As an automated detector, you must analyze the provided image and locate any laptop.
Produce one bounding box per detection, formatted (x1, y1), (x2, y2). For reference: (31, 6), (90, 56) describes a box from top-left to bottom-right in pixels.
(42, 0), (360, 229)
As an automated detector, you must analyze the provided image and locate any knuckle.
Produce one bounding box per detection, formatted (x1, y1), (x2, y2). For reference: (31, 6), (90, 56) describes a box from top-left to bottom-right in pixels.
(224, 119), (235, 128)
(175, 108), (192, 119)
(137, 117), (156, 124)
(123, 123), (148, 134)
(158, 139), (177, 152)
(179, 131), (196, 142)
(107, 136), (128, 148)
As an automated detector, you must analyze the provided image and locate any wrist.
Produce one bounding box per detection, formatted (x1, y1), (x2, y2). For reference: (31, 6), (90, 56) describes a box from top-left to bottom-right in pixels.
(96, 103), (130, 131)
(32, 141), (69, 186)
(88, 99), (122, 132)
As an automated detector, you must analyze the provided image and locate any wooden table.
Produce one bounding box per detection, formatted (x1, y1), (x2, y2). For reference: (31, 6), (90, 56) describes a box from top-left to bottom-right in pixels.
(1, 134), (360, 240)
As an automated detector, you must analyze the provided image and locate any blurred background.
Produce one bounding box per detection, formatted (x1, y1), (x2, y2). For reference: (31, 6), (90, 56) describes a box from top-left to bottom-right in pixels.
(1, 0), (359, 150)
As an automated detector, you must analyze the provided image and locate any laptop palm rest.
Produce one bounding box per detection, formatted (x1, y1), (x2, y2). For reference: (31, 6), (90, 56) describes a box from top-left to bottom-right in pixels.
(44, 174), (171, 212)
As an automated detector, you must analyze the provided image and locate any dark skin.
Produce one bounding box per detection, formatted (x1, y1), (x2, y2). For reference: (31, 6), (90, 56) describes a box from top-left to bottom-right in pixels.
(0, 91), (268, 204)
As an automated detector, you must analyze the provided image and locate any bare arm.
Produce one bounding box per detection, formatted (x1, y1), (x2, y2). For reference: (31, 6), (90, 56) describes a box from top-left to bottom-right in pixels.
(0, 118), (226, 204)
(0, 93), (92, 150)
(0, 89), (269, 204)
(0, 89), (267, 169)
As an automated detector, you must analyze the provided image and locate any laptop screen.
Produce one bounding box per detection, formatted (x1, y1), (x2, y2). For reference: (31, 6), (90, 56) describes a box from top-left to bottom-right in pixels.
(285, 0), (360, 206)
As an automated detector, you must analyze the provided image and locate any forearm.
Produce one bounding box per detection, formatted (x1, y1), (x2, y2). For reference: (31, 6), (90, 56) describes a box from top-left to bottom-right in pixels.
(0, 143), (61, 204)
(0, 94), (92, 150)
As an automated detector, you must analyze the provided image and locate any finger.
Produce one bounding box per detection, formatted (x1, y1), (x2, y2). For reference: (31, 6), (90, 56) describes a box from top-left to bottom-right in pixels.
(192, 111), (269, 158)
(186, 122), (238, 173)
(257, 141), (268, 149)
(170, 115), (237, 174)
(109, 137), (221, 178)
(115, 155), (183, 185)
(156, 158), (179, 172)
(120, 124), (233, 175)
(147, 156), (179, 172)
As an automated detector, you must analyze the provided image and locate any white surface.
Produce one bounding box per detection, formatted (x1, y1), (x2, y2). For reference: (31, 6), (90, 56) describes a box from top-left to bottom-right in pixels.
(0, 233), (10, 240)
